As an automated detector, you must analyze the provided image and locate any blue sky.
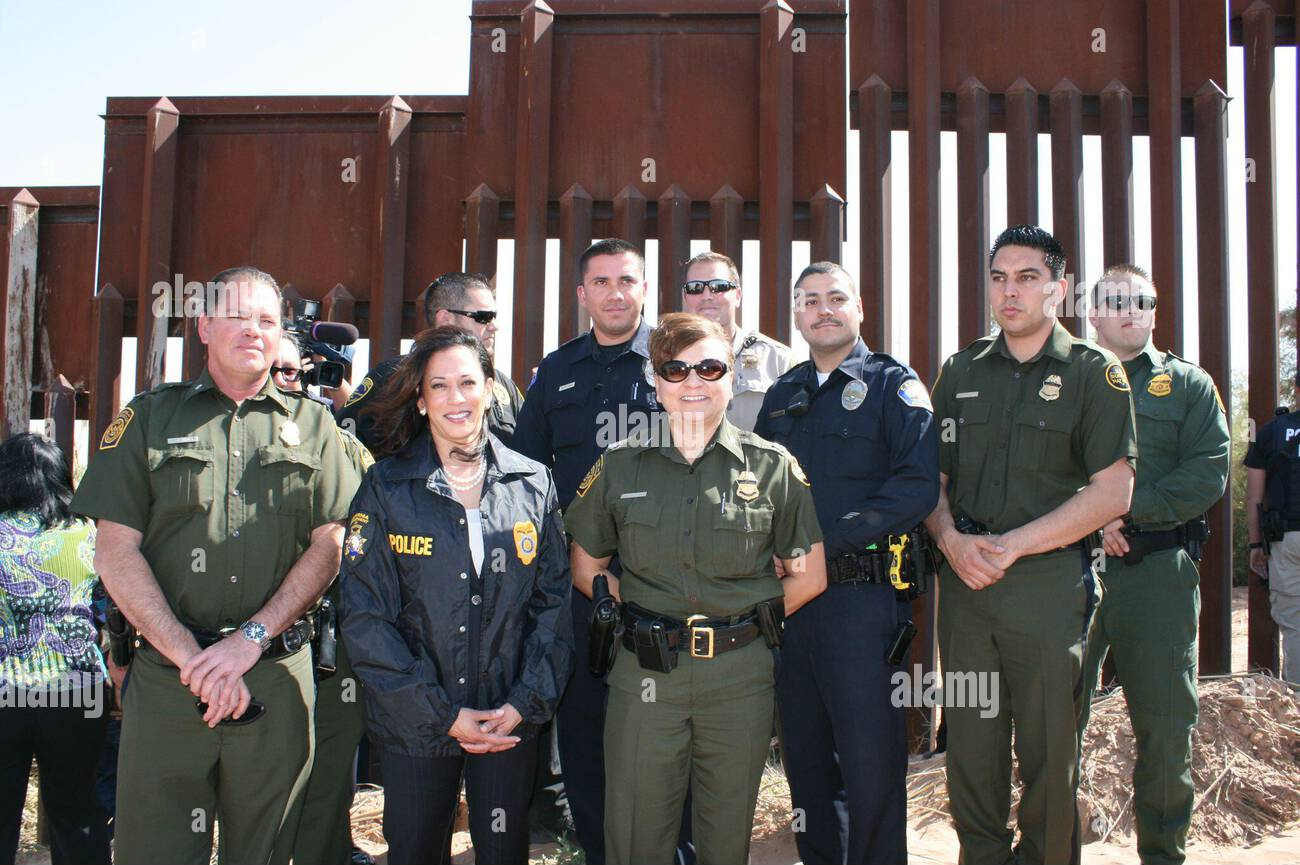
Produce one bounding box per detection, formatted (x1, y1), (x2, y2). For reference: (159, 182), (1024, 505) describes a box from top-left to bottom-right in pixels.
(1, 1), (1294, 376)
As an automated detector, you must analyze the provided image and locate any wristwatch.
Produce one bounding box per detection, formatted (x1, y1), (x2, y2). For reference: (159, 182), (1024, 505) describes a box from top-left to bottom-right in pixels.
(1249, 542), (1265, 550)
(239, 620), (272, 651)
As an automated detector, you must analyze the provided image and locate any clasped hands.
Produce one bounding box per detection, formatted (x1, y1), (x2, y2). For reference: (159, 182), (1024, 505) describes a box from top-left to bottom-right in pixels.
(449, 704), (525, 754)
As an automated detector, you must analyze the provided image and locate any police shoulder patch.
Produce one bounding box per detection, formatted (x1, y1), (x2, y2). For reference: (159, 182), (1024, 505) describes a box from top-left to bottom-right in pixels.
(897, 378), (934, 412)
(492, 380), (511, 406)
(1104, 362), (1131, 393)
(343, 376), (374, 409)
(99, 406), (135, 450)
(576, 454), (604, 498)
(345, 512), (371, 563)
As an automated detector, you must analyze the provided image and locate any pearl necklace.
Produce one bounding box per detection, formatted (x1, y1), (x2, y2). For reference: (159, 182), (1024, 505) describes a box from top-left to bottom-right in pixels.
(444, 459), (486, 491)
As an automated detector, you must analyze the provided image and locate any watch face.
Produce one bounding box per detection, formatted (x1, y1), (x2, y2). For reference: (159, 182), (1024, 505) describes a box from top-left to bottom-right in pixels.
(242, 622), (269, 645)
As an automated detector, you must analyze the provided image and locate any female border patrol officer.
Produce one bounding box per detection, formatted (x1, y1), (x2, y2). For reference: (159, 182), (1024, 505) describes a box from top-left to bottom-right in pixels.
(339, 327), (574, 865)
(566, 312), (827, 865)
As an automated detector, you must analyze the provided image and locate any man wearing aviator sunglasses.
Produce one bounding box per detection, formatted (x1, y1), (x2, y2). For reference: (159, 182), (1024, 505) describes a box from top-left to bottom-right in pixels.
(681, 251), (791, 431)
(1081, 264), (1229, 865)
(337, 272), (524, 452)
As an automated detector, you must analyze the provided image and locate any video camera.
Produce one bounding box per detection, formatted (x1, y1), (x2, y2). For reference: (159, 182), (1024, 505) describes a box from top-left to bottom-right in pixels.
(282, 299), (359, 390)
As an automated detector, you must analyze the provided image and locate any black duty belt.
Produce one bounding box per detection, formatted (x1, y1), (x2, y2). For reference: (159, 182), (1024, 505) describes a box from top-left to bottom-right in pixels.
(1286, 519), (1300, 532)
(827, 550), (892, 584)
(1124, 527), (1182, 555)
(620, 603), (761, 660)
(138, 615), (315, 663)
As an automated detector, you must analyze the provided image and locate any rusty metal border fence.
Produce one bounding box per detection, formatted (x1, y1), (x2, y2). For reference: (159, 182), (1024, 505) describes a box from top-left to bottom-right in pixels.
(1, 0), (1296, 749)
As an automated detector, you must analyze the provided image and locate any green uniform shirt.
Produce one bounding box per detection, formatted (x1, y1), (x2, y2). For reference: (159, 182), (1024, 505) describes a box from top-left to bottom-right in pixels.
(564, 418), (822, 619)
(1121, 342), (1230, 530)
(71, 370), (360, 632)
(932, 321), (1138, 534)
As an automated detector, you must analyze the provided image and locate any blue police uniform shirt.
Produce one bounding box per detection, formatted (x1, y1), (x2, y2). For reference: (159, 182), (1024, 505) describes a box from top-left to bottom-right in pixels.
(512, 320), (658, 508)
(755, 337), (940, 558)
(1244, 408), (1300, 513)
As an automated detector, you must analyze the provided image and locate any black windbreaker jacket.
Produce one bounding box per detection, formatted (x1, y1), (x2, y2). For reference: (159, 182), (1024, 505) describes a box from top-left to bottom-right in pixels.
(339, 431), (574, 756)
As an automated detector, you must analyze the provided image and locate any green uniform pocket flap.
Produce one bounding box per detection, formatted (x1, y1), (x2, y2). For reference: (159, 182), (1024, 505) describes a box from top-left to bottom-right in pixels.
(147, 444), (214, 470)
(257, 444), (322, 471)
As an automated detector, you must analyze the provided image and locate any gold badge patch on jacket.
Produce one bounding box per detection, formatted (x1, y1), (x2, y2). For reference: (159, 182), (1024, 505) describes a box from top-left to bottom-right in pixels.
(1147, 373), (1172, 397)
(1039, 374), (1063, 402)
(514, 520), (538, 565)
(734, 470), (760, 502)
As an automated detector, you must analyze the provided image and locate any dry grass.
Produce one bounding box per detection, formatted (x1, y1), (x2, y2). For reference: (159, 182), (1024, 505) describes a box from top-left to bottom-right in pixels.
(903, 675), (1300, 847)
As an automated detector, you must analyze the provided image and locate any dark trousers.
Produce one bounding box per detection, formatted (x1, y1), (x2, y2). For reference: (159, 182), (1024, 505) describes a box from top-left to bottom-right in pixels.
(0, 689), (112, 865)
(556, 591), (609, 862)
(777, 583), (908, 865)
(379, 737), (539, 865)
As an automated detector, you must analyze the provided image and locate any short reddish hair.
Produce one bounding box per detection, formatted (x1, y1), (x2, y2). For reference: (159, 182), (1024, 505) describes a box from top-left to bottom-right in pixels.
(650, 313), (734, 372)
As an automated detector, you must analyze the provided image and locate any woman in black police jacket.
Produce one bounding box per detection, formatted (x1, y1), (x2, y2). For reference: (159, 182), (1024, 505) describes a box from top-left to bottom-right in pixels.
(339, 327), (573, 865)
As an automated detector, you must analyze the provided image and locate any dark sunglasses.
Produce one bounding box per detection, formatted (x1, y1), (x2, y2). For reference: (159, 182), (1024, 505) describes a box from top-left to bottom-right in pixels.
(657, 358), (730, 383)
(195, 697), (267, 726)
(1101, 294), (1157, 312)
(270, 366), (303, 382)
(448, 309), (498, 325)
(682, 279), (738, 296)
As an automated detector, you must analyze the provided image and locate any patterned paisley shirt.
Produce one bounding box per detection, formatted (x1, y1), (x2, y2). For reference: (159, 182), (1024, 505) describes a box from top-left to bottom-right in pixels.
(0, 511), (105, 690)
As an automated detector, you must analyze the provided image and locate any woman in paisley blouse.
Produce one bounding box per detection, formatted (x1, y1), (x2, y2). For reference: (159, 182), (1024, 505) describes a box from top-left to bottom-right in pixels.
(0, 433), (110, 865)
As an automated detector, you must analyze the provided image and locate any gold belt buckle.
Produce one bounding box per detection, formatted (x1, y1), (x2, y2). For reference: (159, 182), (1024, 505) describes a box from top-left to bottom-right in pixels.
(685, 614), (715, 659)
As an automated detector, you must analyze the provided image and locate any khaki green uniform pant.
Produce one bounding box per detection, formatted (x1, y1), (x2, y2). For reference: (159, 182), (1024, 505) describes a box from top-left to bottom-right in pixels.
(1079, 548), (1198, 865)
(604, 639), (774, 865)
(114, 646), (316, 865)
(281, 640), (367, 865)
(938, 551), (1095, 865)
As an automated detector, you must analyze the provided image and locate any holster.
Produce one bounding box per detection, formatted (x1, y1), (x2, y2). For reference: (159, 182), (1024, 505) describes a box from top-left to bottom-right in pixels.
(588, 574), (623, 677)
(313, 598), (339, 680)
(106, 601), (134, 667)
(755, 598), (785, 649)
(905, 525), (938, 601)
(630, 612), (678, 674)
(1262, 505), (1285, 547)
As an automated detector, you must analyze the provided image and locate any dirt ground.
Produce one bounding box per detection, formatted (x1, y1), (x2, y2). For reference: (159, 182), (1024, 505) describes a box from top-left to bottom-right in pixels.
(18, 588), (1297, 864)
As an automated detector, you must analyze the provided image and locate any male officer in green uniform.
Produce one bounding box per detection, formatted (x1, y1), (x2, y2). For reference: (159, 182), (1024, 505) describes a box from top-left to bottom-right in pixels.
(680, 250), (792, 431)
(565, 313), (826, 865)
(925, 226), (1137, 865)
(72, 267), (362, 865)
(1079, 265), (1229, 865)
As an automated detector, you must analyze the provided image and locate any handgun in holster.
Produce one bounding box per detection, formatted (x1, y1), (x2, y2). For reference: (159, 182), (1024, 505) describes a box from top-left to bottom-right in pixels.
(755, 598), (785, 649)
(106, 600), (135, 667)
(1182, 515), (1210, 563)
(588, 573), (623, 677)
(313, 598), (339, 680)
(1261, 505), (1285, 549)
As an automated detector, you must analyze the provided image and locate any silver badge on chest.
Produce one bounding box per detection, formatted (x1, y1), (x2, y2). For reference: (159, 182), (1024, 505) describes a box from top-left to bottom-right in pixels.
(841, 380), (868, 411)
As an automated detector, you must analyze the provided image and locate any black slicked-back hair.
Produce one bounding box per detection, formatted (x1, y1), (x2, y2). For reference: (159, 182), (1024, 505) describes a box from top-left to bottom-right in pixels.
(578, 238), (645, 282)
(990, 225), (1067, 281)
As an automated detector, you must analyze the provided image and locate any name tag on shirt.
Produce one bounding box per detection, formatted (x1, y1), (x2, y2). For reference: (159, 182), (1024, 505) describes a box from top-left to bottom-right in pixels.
(955, 391), (980, 399)
(558, 382), (576, 392)
(620, 491), (647, 499)
(167, 436), (200, 445)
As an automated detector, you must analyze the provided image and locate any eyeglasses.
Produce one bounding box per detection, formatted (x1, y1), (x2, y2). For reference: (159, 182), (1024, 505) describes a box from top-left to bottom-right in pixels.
(271, 366), (303, 382)
(682, 279), (738, 296)
(657, 358), (730, 383)
(1101, 294), (1158, 312)
(448, 309), (498, 325)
